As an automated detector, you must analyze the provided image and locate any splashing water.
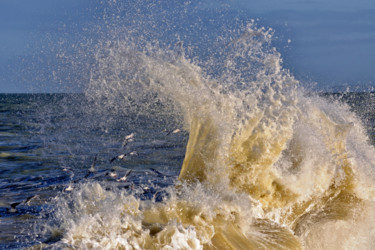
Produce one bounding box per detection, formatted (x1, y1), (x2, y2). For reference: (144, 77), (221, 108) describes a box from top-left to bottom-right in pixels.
(33, 6), (375, 250)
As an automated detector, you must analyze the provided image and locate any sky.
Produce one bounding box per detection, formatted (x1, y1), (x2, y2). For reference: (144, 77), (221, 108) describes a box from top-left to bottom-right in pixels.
(0, 0), (375, 92)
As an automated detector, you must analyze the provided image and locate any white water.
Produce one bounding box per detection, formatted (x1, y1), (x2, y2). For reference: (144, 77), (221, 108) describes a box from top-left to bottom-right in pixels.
(40, 17), (375, 250)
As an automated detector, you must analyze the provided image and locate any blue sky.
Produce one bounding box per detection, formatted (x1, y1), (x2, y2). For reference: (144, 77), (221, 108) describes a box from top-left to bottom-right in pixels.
(1, 0), (375, 92)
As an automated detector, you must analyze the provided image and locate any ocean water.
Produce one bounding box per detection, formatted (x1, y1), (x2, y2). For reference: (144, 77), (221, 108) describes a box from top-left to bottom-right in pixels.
(0, 93), (186, 248)
(1, 68), (375, 249)
(1, 92), (375, 249)
(1, 4), (375, 248)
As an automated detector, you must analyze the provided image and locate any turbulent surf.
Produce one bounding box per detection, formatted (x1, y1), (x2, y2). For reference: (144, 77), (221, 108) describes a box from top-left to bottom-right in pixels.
(38, 19), (375, 249)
